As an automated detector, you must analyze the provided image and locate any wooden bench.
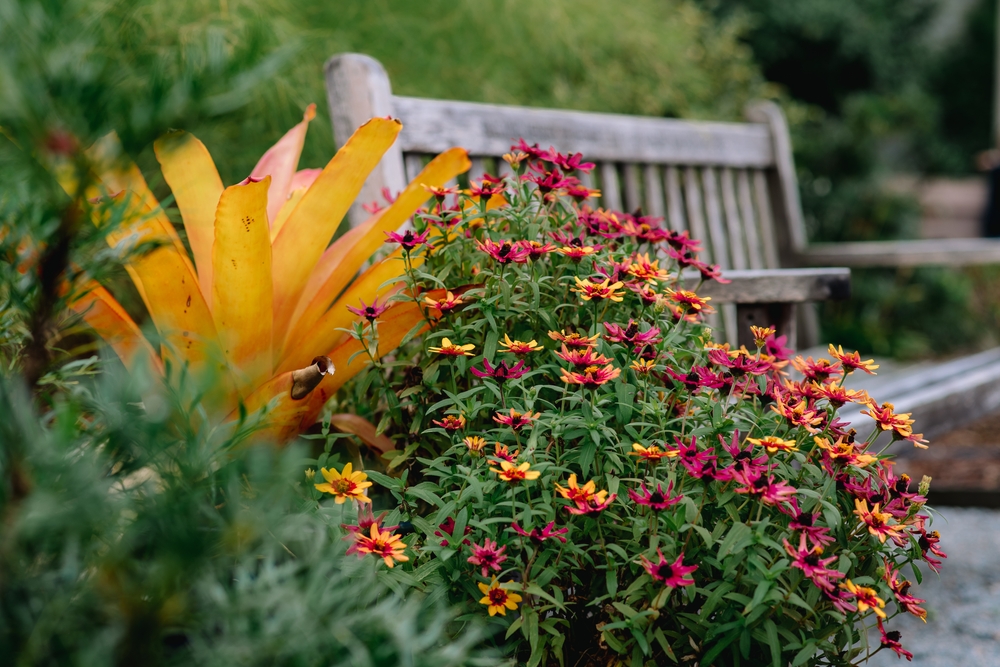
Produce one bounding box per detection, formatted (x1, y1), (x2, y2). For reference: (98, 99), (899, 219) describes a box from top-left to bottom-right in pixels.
(323, 53), (849, 352)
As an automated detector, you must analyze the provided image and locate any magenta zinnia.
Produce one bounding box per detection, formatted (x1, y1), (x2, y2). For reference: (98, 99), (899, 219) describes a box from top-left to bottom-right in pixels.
(467, 538), (508, 577)
(640, 550), (697, 588)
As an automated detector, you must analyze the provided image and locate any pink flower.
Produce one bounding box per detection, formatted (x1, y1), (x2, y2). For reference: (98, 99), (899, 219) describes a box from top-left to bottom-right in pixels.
(732, 469), (797, 506)
(554, 345), (611, 368)
(552, 151), (595, 173)
(510, 520), (568, 543)
(718, 431), (770, 478)
(662, 365), (726, 392)
(435, 517), (472, 547)
(783, 534), (843, 592)
(475, 239), (530, 265)
(877, 618), (914, 661)
(664, 436), (717, 479)
(467, 538), (508, 577)
(471, 358), (530, 383)
(665, 230), (701, 254)
(516, 240), (556, 260)
(469, 175), (505, 199)
(346, 296), (390, 322)
(640, 550), (697, 588)
(564, 494), (616, 516)
(384, 228), (433, 252)
(628, 482), (682, 510)
(603, 320), (662, 352)
(884, 560), (927, 621)
(492, 409), (539, 431)
(343, 505), (396, 556)
(780, 498), (835, 549)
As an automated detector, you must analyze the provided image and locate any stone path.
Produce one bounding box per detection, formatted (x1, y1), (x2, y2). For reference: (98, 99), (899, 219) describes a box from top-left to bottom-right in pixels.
(866, 507), (1000, 666)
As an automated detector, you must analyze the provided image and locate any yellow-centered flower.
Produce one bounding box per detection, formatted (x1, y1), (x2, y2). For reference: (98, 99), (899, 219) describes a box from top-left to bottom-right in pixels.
(477, 576), (523, 616)
(314, 462), (372, 504)
(428, 338), (476, 356)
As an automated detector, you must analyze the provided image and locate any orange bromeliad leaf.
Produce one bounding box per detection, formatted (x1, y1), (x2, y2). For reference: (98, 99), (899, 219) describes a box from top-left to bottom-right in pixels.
(250, 103), (316, 225)
(282, 147), (470, 356)
(212, 176), (273, 398)
(69, 282), (163, 376)
(271, 117), (403, 345)
(154, 131), (225, 305)
(328, 414), (395, 454)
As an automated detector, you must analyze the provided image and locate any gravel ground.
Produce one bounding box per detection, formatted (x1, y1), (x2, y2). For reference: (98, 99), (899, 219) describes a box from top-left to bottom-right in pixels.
(865, 507), (1000, 667)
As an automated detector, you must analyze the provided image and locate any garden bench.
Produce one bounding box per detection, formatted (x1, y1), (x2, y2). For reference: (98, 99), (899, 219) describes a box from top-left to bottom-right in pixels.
(323, 53), (849, 353)
(323, 53), (1000, 447)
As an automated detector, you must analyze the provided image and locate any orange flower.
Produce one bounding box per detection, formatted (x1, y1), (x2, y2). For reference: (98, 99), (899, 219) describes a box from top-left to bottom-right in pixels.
(428, 337), (475, 356)
(499, 334), (542, 355)
(630, 442), (675, 462)
(572, 277), (625, 302)
(626, 253), (669, 283)
(314, 463), (372, 504)
(747, 435), (798, 454)
(477, 576), (523, 616)
(664, 288), (712, 315)
(424, 290), (465, 314)
(770, 396), (824, 433)
(750, 325), (775, 348)
(828, 344), (879, 375)
(554, 473), (608, 505)
(547, 330), (599, 348)
(353, 523), (409, 568)
(854, 499), (905, 543)
(490, 460), (540, 483)
(556, 245), (599, 262)
(630, 358), (657, 374)
(814, 436), (877, 468)
(560, 364), (621, 389)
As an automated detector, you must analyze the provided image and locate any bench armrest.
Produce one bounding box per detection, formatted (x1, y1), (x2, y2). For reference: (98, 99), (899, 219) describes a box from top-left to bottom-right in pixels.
(799, 238), (1000, 268)
(681, 268), (851, 304)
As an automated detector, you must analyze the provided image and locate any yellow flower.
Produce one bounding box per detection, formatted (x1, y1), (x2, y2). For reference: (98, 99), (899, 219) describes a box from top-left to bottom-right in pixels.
(630, 443), (674, 461)
(304, 468), (316, 480)
(553, 473), (607, 505)
(747, 436), (799, 454)
(314, 462), (372, 504)
(428, 338), (476, 356)
(842, 579), (886, 618)
(499, 334), (542, 355)
(630, 358), (657, 374)
(463, 435), (487, 454)
(478, 576), (523, 616)
(572, 277), (625, 302)
(750, 325), (776, 348)
(490, 460), (540, 483)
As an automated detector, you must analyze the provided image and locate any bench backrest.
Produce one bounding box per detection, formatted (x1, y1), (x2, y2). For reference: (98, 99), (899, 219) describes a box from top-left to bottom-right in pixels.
(325, 53), (809, 276)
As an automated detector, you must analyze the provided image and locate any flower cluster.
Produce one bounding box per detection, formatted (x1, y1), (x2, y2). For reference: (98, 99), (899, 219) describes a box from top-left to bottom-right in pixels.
(330, 141), (943, 666)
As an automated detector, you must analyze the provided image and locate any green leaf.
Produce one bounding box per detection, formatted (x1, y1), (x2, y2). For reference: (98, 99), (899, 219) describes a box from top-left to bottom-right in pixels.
(365, 469), (401, 491)
(606, 569), (619, 598)
(717, 522), (752, 558)
(764, 619), (781, 667)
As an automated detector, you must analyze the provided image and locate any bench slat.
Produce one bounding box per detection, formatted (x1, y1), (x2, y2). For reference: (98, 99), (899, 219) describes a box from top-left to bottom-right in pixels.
(664, 166), (686, 233)
(643, 164), (665, 218)
(623, 163), (642, 211)
(737, 169), (765, 270)
(721, 167), (749, 271)
(391, 96), (776, 167)
(684, 167), (711, 262)
(800, 238), (1000, 267)
(752, 169), (781, 269)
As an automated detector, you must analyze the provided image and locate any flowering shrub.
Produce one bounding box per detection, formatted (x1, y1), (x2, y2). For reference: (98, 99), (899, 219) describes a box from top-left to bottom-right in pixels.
(328, 145), (944, 666)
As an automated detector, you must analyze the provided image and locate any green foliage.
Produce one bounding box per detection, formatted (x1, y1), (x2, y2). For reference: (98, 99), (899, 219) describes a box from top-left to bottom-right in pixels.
(0, 364), (493, 666)
(335, 153), (941, 665)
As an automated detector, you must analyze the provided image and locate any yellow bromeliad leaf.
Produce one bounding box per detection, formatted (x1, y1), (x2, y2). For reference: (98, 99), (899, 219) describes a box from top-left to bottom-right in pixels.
(328, 414), (395, 454)
(271, 117), (403, 345)
(281, 147), (470, 358)
(212, 176), (273, 398)
(70, 109), (468, 444)
(154, 131), (225, 305)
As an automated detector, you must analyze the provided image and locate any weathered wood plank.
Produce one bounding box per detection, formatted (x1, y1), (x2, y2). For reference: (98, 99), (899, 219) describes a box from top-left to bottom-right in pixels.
(404, 153), (425, 183)
(643, 164), (665, 218)
(664, 166), (686, 233)
(746, 102), (807, 253)
(392, 96), (776, 167)
(601, 162), (623, 211)
(720, 167), (749, 270)
(701, 167), (731, 268)
(736, 169), (765, 269)
(752, 169), (780, 268)
(623, 163), (642, 211)
(800, 238), (1000, 267)
(683, 167), (711, 262)
(469, 157), (487, 182)
(681, 268), (851, 304)
(325, 53), (407, 227)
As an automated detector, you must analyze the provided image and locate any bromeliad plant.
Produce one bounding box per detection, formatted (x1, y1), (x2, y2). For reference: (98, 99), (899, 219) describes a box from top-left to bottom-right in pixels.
(65, 108), (470, 441)
(330, 145), (944, 666)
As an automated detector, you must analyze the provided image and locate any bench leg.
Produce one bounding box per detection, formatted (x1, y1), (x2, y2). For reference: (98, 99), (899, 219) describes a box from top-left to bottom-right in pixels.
(735, 303), (797, 350)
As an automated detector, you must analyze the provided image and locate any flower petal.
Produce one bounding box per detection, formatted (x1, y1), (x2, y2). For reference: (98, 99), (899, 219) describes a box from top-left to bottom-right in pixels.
(250, 104), (317, 226)
(69, 282), (163, 376)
